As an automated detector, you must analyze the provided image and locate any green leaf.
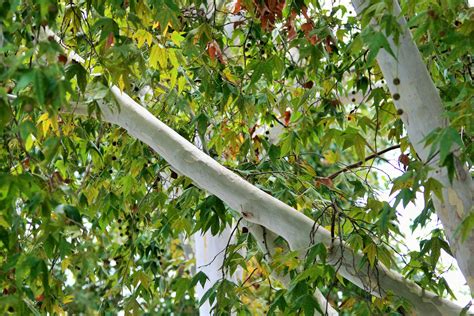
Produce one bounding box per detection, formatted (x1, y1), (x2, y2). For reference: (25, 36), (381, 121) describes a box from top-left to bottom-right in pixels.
(19, 120), (37, 140)
(0, 99), (12, 130)
(63, 205), (82, 224)
(362, 28), (397, 64)
(456, 213), (474, 243)
(439, 127), (463, 164)
(33, 69), (46, 105)
(191, 271), (208, 288)
(424, 177), (443, 203)
(363, 243), (377, 267)
(269, 144), (280, 163)
(66, 63), (88, 93)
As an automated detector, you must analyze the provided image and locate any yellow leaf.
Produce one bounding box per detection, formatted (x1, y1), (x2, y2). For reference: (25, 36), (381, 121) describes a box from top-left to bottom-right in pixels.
(178, 76), (186, 94)
(84, 186), (99, 205)
(363, 243), (377, 267)
(170, 68), (178, 88)
(50, 115), (59, 134)
(162, 23), (171, 35)
(223, 68), (239, 85)
(62, 295), (74, 304)
(168, 49), (179, 68)
(37, 113), (51, 136)
(61, 257), (71, 272)
(25, 134), (35, 151)
(170, 31), (185, 47)
(37, 113), (49, 123)
(150, 45), (167, 69)
(300, 161), (316, 176)
(323, 80), (334, 94)
(136, 1), (151, 25)
(134, 29), (153, 48)
(323, 150), (338, 164)
(118, 74), (125, 91)
(62, 122), (74, 136)
(0, 216), (9, 228)
(52, 305), (65, 315)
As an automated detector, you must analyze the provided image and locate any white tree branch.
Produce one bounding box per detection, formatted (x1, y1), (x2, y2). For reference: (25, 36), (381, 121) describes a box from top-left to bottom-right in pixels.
(41, 15), (471, 312)
(64, 86), (465, 315)
(351, 0), (474, 293)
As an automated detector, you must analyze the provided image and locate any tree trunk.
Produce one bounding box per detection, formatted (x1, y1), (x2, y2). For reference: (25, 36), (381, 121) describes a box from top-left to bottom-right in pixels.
(194, 226), (241, 315)
(351, 0), (474, 293)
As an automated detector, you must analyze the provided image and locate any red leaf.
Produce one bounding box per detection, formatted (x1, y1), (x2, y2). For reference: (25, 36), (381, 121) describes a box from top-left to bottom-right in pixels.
(233, 0), (242, 13)
(58, 54), (68, 64)
(207, 41), (226, 64)
(301, 22), (313, 32)
(398, 153), (410, 170)
(302, 81), (313, 89)
(309, 35), (319, 45)
(105, 32), (115, 49)
(316, 177), (333, 188)
(324, 36), (333, 53)
(287, 23), (297, 40)
(283, 109), (291, 126)
(330, 99), (341, 108)
(207, 42), (217, 62)
(301, 6), (309, 20)
(36, 294), (45, 302)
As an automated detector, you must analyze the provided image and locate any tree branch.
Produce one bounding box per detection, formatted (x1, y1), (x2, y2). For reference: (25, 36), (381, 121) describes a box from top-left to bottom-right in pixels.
(351, 0), (474, 294)
(50, 27), (469, 315)
(62, 88), (465, 315)
(328, 144), (400, 179)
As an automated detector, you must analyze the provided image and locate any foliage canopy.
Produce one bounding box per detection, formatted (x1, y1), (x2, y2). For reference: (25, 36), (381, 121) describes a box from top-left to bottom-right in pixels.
(0, 0), (472, 314)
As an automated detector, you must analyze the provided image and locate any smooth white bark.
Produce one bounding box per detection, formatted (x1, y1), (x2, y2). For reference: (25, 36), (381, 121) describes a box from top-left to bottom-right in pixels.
(351, 0), (474, 293)
(195, 226), (241, 315)
(73, 86), (466, 315)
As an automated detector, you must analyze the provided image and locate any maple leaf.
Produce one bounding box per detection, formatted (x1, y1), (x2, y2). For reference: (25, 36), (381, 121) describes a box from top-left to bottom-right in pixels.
(324, 36), (334, 53)
(302, 81), (314, 89)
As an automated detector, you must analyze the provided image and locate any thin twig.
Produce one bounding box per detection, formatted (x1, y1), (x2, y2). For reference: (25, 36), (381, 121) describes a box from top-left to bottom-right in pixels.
(328, 144), (400, 179)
